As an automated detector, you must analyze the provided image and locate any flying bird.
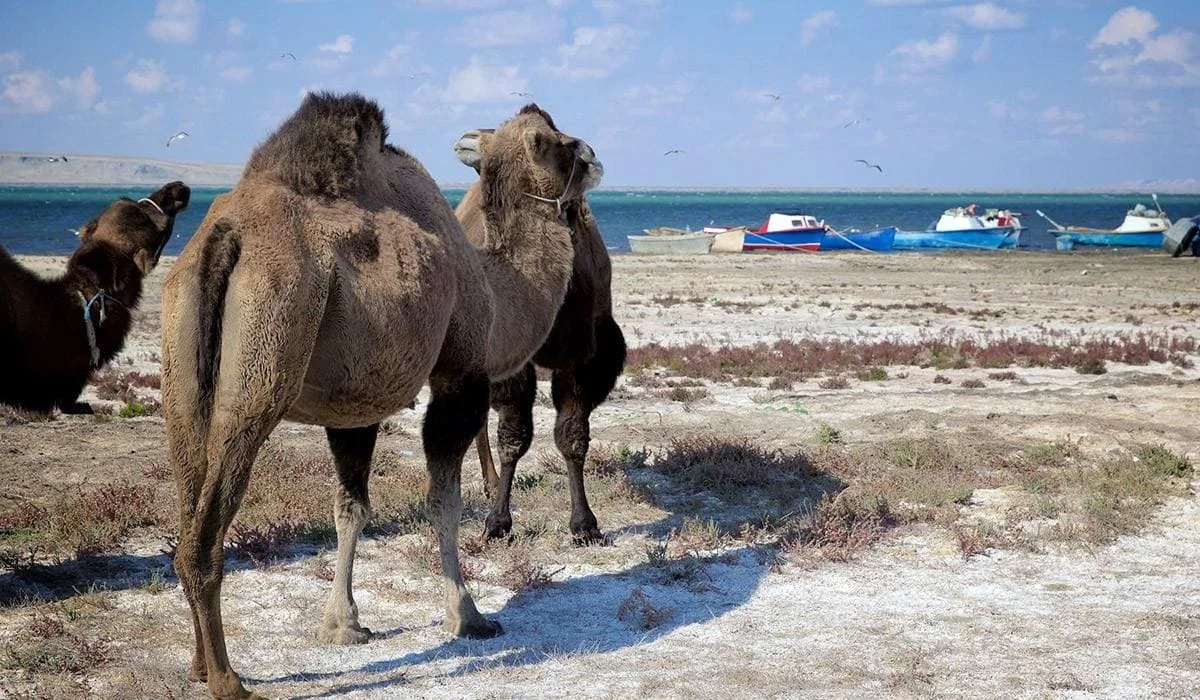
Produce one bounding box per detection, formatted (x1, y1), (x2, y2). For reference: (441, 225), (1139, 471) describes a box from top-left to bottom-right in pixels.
(45, 156), (61, 163)
(281, 52), (297, 61)
(68, 228), (80, 236)
(510, 91), (532, 97)
(763, 93), (781, 101)
(166, 131), (190, 148)
(855, 159), (883, 173)
(663, 149), (685, 157)
(843, 119), (860, 128)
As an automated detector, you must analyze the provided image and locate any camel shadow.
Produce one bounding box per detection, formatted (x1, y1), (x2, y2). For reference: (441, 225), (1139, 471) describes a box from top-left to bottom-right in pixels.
(256, 544), (775, 698)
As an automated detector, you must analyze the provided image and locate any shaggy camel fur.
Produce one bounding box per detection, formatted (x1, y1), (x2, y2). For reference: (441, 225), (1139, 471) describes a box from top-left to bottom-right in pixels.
(0, 181), (189, 413)
(161, 93), (599, 699)
(454, 120), (626, 543)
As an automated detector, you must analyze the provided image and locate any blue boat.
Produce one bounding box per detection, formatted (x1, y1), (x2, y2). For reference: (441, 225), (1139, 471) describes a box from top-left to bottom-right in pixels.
(1038, 199), (1171, 251)
(894, 227), (1019, 250)
(821, 226), (897, 252)
(742, 213), (826, 252)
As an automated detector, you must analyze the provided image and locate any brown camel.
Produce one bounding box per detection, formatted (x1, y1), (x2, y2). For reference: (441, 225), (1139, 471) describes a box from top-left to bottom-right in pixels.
(0, 181), (190, 413)
(454, 118), (626, 544)
(161, 93), (599, 699)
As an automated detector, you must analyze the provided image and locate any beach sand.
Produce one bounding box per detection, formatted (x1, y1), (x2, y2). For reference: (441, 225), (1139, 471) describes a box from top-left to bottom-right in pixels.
(1, 250), (1198, 697)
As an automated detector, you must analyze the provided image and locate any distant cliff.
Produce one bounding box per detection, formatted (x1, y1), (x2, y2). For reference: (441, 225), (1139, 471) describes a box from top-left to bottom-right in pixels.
(0, 152), (242, 186)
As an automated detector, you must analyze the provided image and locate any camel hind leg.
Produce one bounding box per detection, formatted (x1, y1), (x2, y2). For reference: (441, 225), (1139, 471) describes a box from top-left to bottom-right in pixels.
(318, 424), (378, 645)
(168, 268), (325, 699)
(482, 363), (536, 540)
(424, 371), (502, 638)
(552, 315), (626, 544)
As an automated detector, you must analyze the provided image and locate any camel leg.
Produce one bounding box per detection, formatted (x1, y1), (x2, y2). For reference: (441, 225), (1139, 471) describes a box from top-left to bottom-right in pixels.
(165, 394), (210, 684)
(423, 372), (503, 638)
(483, 363), (536, 540)
(552, 316), (626, 545)
(478, 431), (498, 499)
(318, 424), (378, 645)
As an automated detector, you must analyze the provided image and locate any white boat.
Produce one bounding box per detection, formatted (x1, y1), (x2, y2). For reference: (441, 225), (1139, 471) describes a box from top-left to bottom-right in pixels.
(627, 231), (714, 255)
(935, 204), (1024, 232)
(1037, 196), (1171, 250)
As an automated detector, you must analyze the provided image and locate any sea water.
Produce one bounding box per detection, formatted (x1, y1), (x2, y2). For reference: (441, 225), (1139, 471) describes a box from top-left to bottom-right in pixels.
(2, 185), (1198, 255)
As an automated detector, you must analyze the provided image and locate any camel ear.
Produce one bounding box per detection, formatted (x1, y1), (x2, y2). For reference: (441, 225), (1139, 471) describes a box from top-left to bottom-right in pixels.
(453, 129), (493, 173)
(522, 127), (547, 159)
(133, 249), (153, 275)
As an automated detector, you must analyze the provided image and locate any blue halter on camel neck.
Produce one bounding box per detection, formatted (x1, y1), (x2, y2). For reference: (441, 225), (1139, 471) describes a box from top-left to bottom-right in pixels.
(75, 290), (121, 367)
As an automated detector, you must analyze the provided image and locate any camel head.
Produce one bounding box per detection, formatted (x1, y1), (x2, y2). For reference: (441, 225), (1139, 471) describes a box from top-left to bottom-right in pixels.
(77, 181), (190, 274)
(455, 104), (602, 214)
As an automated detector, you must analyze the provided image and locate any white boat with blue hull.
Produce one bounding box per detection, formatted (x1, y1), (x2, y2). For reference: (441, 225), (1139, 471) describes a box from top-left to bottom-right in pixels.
(896, 206), (1020, 250)
(1037, 196), (1170, 251)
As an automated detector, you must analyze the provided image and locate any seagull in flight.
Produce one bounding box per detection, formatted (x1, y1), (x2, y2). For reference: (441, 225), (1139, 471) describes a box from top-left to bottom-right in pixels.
(855, 159), (883, 172)
(45, 156), (66, 163)
(663, 149), (685, 157)
(843, 117), (871, 128)
(166, 131), (190, 148)
(763, 93), (781, 101)
(281, 52), (297, 61)
(68, 227), (80, 236)
(510, 91), (532, 97)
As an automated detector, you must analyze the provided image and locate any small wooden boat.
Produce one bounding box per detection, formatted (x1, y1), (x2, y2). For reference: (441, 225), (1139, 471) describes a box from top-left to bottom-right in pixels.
(706, 225), (748, 253)
(821, 226), (896, 252)
(1037, 197), (1170, 251)
(627, 231), (714, 255)
(742, 213), (826, 252)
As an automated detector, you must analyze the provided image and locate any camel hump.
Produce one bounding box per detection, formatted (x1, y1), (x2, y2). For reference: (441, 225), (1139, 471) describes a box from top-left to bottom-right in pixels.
(243, 91), (391, 199)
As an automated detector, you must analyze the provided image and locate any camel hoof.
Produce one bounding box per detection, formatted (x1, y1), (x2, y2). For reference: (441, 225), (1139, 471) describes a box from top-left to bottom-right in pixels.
(317, 624), (374, 645)
(572, 528), (605, 546)
(483, 513), (513, 541)
(188, 667), (207, 684)
(447, 616), (504, 639)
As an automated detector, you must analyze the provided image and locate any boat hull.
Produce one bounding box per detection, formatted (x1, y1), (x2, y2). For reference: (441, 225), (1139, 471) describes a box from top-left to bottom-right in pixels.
(821, 226), (896, 252)
(1054, 231), (1162, 251)
(894, 227), (1019, 250)
(742, 228), (824, 252)
(627, 233), (713, 255)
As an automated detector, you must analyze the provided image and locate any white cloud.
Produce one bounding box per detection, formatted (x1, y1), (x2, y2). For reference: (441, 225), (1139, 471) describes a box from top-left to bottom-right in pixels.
(227, 18), (247, 37)
(371, 42), (430, 79)
(125, 59), (180, 94)
(1092, 127), (1141, 143)
(593, 0), (659, 16)
(124, 102), (165, 131)
(220, 65), (253, 83)
(0, 51), (21, 72)
(1039, 105), (1085, 136)
(618, 79), (690, 117)
(731, 5), (752, 24)
(946, 3), (1026, 31)
(455, 11), (561, 47)
(541, 25), (635, 81)
(443, 56), (528, 103)
(1088, 8), (1200, 87)
(3, 71), (55, 112)
(397, 0), (506, 7)
(319, 34), (354, 54)
(881, 32), (959, 81)
(801, 11), (838, 46)
(796, 74), (832, 93)
(987, 99), (1008, 120)
(147, 0), (201, 44)
(58, 66), (100, 109)
(1091, 6), (1157, 47)
(867, 0), (952, 5)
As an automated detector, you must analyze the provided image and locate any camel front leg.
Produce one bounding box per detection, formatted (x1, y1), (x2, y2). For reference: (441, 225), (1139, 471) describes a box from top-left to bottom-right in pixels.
(318, 424), (379, 645)
(424, 373), (503, 638)
(483, 363), (536, 540)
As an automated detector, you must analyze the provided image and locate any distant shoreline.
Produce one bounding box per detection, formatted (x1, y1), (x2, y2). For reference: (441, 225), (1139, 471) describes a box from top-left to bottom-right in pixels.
(2, 151), (1197, 194)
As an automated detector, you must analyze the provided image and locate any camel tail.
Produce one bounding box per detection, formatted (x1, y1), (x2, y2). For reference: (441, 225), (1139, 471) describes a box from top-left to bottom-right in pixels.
(195, 220), (242, 408)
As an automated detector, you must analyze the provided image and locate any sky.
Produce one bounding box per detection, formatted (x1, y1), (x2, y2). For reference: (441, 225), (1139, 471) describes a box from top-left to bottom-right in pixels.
(0, 0), (1197, 189)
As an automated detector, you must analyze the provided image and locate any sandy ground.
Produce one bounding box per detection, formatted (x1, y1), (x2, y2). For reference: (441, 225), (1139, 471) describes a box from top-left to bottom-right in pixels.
(2, 249), (1199, 698)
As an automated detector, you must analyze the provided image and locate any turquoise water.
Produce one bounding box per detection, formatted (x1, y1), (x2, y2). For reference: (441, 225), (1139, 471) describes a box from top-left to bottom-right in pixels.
(2, 185), (1198, 255)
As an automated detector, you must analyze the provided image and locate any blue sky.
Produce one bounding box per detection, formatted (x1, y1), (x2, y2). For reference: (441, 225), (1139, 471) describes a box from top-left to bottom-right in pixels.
(0, 0), (1197, 189)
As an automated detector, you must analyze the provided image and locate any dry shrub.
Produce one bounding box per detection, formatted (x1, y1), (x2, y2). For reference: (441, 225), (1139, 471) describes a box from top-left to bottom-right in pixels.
(1, 613), (110, 675)
(932, 374), (952, 384)
(856, 366), (889, 382)
(625, 331), (1198, 379)
(819, 375), (849, 390)
(488, 541), (559, 592)
(0, 482), (169, 560)
(987, 370), (1019, 382)
(651, 436), (813, 495)
(960, 378), (985, 389)
(616, 587), (675, 631)
(954, 522), (1016, 559)
(783, 494), (895, 562)
(0, 406), (53, 426)
(227, 522), (299, 567)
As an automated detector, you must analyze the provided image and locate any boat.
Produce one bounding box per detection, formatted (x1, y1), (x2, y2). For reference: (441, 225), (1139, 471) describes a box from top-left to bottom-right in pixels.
(937, 204), (1027, 233)
(627, 229), (714, 255)
(1037, 196), (1170, 251)
(820, 226), (897, 252)
(706, 225), (748, 253)
(742, 213), (826, 252)
(896, 207), (1020, 250)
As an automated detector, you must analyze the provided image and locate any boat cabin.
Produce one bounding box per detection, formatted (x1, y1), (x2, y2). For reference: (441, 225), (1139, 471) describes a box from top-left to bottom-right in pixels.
(1114, 204), (1170, 233)
(759, 213), (827, 233)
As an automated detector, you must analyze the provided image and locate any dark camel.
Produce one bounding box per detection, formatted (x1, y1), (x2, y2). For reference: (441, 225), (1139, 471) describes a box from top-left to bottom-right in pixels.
(0, 181), (189, 413)
(454, 119), (626, 544)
